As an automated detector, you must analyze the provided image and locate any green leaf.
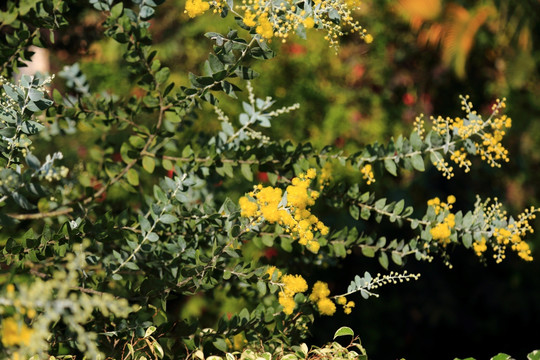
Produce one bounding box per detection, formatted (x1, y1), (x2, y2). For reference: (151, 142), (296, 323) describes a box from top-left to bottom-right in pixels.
(462, 233), (472, 248)
(153, 341), (164, 358)
(235, 66), (259, 80)
(378, 252), (389, 269)
(257, 281), (267, 296)
(142, 156), (155, 173)
(360, 207), (370, 220)
(361, 246), (375, 258)
(147, 232), (159, 242)
(528, 350), (540, 360)
(391, 251), (403, 265)
(159, 214), (178, 224)
(384, 158), (397, 176)
(21, 120), (45, 134)
(491, 354), (512, 360)
(411, 154), (425, 172)
(127, 168), (139, 186)
(410, 132), (423, 150)
(394, 200), (404, 215)
(155, 67), (170, 85)
(110, 2), (123, 18)
(333, 326), (354, 339)
(162, 159), (173, 170)
(213, 338), (228, 353)
(241, 163), (253, 181)
(144, 326), (157, 338)
(349, 204), (360, 220)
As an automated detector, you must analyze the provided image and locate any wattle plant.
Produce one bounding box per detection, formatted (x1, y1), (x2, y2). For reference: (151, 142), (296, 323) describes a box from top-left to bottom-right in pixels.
(0, 0), (537, 359)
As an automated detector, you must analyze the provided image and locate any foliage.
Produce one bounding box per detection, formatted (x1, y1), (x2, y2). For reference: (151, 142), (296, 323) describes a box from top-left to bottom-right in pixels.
(0, 0), (538, 359)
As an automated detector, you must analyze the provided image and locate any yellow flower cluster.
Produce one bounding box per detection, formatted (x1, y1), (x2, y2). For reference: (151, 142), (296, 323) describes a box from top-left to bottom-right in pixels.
(476, 198), (536, 263)
(267, 269), (340, 316)
(450, 148), (472, 173)
(427, 195), (455, 215)
(184, 0), (210, 17)
(493, 223), (534, 262)
(428, 196), (456, 246)
(472, 237), (487, 256)
(185, 0), (372, 48)
(1, 317), (33, 348)
(336, 296), (355, 314)
(309, 281), (336, 316)
(318, 162), (332, 190)
(276, 273), (308, 315)
(239, 169), (329, 253)
(428, 97), (512, 179)
(455, 198), (536, 263)
(361, 164), (375, 185)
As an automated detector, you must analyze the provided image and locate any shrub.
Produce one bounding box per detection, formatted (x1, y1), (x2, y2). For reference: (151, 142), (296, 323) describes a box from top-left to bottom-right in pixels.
(0, 0), (538, 359)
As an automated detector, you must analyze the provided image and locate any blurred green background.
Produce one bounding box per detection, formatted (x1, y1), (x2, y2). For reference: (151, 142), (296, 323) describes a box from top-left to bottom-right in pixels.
(40, 0), (540, 358)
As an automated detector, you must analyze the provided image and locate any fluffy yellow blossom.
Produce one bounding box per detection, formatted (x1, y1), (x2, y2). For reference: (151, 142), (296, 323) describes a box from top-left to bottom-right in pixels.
(256, 15), (274, 39)
(282, 274), (308, 296)
(184, 0), (210, 18)
(239, 169), (330, 253)
(309, 281), (330, 302)
(473, 237), (487, 256)
(239, 196), (258, 217)
(317, 297), (336, 316)
(279, 293), (296, 315)
(1, 317), (33, 347)
(243, 10), (257, 27)
(428, 197), (456, 245)
(307, 240), (320, 253)
(337, 296), (347, 305)
(364, 34), (373, 43)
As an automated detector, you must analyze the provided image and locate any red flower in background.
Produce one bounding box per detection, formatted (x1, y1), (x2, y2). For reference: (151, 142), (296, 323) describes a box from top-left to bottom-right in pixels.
(256, 172), (269, 183)
(264, 247), (278, 259)
(402, 93), (416, 106)
(285, 43), (307, 56)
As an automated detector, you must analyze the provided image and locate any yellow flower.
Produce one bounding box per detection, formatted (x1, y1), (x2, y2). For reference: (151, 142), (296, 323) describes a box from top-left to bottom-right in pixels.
(243, 10), (257, 27)
(1, 317), (33, 347)
(473, 237), (487, 256)
(307, 240), (320, 253)
(184, 0), (210, 18)
(279, 293), (296, 315)
(239, 196), (258, 217)
(303, 17), (315, 29)
(317, 298), (336, 316)
(361, 164), (375, 184)
(282, 274), (308, 296)
(364, 34), (373, 43)
(309, 281), (330, 302)
(337, 296), (347, 305)
(256, 15), (274, 39)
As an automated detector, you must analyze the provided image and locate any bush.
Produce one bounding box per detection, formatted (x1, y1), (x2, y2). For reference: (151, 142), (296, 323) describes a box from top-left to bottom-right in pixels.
(0, 0), (538, 359)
